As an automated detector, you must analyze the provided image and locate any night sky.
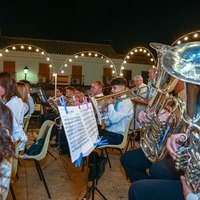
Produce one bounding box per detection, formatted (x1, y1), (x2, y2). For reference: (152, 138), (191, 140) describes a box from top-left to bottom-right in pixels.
(1, 0), (200, 54)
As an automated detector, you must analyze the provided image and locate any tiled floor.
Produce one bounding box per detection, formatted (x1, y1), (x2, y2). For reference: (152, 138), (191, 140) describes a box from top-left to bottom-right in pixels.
(7, 128), (138, 200)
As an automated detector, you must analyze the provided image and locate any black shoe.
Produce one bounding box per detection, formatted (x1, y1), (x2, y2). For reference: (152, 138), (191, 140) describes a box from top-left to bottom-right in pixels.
(60, 148), (69, 155)
(135, 132), (140, 141)
(50, 143), (59, 148)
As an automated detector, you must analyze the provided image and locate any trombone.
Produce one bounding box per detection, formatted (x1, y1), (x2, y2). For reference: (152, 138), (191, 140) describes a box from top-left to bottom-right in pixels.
(95, 86), (149, 103)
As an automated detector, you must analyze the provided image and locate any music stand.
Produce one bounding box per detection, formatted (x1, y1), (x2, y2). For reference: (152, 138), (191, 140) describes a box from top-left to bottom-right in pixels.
(126, 99), (148, 151)
(49, 117), (71, 179)
(82, 152), (107, 200)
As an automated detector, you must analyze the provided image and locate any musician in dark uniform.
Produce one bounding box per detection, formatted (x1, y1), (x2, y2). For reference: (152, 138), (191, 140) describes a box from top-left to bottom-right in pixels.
(128, 133), (199, 200)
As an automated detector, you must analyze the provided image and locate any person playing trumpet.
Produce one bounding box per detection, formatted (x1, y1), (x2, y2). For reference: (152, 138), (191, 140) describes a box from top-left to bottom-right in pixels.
(98, 77), (133, 145)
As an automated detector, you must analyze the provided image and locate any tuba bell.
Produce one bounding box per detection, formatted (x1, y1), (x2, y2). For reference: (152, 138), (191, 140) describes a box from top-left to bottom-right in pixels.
(140, 42), (185, 163)
(161, 41), (200, 193)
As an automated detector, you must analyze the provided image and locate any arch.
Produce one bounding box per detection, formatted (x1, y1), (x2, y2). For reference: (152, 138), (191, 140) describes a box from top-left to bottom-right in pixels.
(119, 46), (156, 76)
(0, 43), (55, 73)
(0, 43), (56, 95)
(172, 30), (200, 46)
(58, 51), (117, 77)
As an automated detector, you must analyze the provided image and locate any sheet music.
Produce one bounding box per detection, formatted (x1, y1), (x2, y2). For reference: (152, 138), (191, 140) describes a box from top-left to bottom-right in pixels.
(58, 103), (98, 163)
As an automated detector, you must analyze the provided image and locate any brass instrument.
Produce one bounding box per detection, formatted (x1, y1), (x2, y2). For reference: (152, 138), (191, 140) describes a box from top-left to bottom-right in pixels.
(88, 87), (148, 126)
(48, 96), (76, 115)
(160, 41), (200, 193)
(95, 86), (149, 103)
(140, 42), (185, 163)
(48, 97), (59, 115)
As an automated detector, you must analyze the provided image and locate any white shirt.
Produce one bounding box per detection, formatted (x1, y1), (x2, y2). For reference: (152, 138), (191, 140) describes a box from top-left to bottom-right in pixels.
(26, 94), (34, 118)
(0, 160), (12, 200)
(105, 97), (133, 135)
(6, 96), (28, 150)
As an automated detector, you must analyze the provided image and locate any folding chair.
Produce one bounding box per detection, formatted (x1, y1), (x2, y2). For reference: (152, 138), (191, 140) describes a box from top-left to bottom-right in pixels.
(98, 120), (132, 168)
(19, 120), (54, 199)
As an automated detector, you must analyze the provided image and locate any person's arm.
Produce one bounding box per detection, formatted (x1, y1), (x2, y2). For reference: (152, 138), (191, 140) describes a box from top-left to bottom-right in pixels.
(166, 133), (186, 160)
(28, 94), (35, 115)
(107, 99), (133, 124)
(180, 176), (200, 200)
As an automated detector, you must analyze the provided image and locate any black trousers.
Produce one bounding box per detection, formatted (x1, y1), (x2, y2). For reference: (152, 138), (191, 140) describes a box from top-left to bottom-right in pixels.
(98, 128), (123, 145)
(120, 148), (183, 182)
(128, 179), (184, 200)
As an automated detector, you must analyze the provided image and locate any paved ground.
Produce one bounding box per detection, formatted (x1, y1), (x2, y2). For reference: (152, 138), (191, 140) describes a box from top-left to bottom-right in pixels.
(7, 128), (138, 200)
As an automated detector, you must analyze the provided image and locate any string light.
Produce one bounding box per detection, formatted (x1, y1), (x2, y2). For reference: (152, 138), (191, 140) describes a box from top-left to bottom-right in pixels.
(59, 51), (117, 76)
(119, 46), (156, 76)
(172, 30), (200, 46)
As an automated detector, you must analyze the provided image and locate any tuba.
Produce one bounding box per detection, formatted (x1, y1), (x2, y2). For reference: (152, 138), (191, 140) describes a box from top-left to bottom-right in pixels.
(161, 41), (200, 193)
(140, 43), (185, 163)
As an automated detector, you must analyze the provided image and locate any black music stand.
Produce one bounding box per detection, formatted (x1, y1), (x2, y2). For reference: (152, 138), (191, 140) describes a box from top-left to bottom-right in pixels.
(126, 99), (148, 151)
(82, 152), (107, 200)
(49, 118), (71, 179)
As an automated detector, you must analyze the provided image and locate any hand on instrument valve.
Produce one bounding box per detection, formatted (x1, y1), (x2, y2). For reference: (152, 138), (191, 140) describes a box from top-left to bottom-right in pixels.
(138, 108), (172, 124)
(101, 97), (115, 112)
(180, 175), (195, 200)
(138, 110), (147, 124)
(166, 133), (187, 160)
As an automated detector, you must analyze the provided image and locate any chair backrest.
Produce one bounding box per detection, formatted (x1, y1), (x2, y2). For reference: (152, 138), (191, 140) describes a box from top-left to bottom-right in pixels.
(20, 120), (54, 160)
(23, 118), (30, 133)
(116, 119), (132, 149)
(11, 139), (21, 179)
(99, 119), (132, 150)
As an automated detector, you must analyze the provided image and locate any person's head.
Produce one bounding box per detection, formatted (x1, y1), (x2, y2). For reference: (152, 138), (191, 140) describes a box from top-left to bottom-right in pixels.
(148, 67), (157, 81)
(133, 75), (143, 87)
(0, 101), (15, 163)
(75, 87), (85, 102)
(65, 86), (75, 98)
(19, 79), (31, 93)
(56, 87), (64, 97)
(110, 77), (127, 94)
(0, 72), (20, 101)
(17, 82), (28, 103)
(91, 81), (104, 96)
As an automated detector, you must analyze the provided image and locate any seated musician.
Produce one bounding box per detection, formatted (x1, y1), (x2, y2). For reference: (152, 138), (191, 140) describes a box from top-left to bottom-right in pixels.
(57, 86), (76, 154)
(128, 133), (199, 200)
(91, 80), (104, 98)
(98, 77), (133, 145)
(75, 87), (86, 104)
(120, 106), (183, 183)
(130, 75), (149, 131)
(39, 87), (65, 147)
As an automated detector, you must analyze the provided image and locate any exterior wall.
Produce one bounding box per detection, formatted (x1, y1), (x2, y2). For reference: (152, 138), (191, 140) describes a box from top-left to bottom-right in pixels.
(0, 50), (152, 85)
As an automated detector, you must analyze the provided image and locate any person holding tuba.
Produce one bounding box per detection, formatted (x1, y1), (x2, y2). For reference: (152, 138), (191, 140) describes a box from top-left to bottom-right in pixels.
(120, 68), (183, 182)
(126, 41), (200, 200)
(128, 131), (200, 200)
(98, 77), (133, 145)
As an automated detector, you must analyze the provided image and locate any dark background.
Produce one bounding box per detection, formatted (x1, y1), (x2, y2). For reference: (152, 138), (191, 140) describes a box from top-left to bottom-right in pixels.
(1, 0), (200, 54)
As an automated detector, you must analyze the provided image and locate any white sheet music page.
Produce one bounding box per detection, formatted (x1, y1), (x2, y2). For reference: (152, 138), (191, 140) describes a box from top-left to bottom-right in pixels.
(58, 102), (98, 163)
(79, 103), (99, 156)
